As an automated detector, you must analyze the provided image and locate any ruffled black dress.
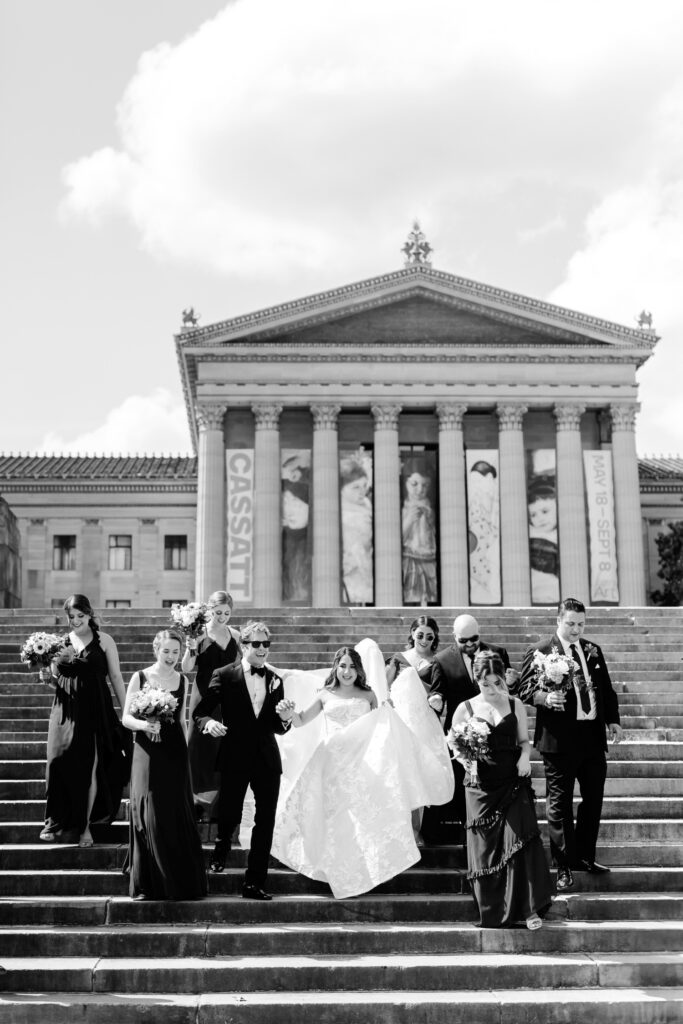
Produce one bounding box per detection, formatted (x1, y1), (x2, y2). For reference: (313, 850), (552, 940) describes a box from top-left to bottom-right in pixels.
(464, 698), (554, 926)
(127, 672), (207, 900)
(43, 637), (130, 838)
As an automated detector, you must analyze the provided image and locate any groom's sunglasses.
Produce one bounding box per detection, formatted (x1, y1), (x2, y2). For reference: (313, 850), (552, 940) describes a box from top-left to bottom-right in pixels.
(245, 640), (271, 649)
(456, 635), (479, 645)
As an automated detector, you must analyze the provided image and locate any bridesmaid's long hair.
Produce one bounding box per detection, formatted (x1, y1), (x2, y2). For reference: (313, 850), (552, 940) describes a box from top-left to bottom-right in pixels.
(323, 647), (371, 691)
(63, 594), (101, 643)
(407, 615), (440, 653)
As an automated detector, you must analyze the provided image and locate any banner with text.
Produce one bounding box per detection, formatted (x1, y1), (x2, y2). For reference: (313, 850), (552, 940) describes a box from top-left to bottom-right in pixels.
(281, 449), (311, 603)
(466, 450), (501, 605)
(583, 450), (619, 604)
(225, 449), (255, 603)
(526, 448), (560, 604)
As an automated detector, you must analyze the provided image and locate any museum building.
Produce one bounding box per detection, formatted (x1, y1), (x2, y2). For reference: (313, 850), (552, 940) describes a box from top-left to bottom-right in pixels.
(1, 232), (682, 610)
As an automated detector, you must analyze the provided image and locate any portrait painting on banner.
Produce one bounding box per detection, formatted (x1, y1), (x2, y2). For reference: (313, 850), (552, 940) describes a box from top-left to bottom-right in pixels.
(339, 448), (374, 605)
(281, 449), (311, 603)
(400, 448), (438, 604)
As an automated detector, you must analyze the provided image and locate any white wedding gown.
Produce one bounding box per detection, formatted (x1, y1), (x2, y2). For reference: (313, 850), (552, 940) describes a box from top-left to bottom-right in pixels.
(270, 638), (454, 899)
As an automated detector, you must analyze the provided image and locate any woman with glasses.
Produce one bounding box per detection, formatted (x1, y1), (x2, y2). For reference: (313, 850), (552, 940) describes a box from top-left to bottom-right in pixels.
(181, 590), (241, 823)
(385, 615), (445, 846)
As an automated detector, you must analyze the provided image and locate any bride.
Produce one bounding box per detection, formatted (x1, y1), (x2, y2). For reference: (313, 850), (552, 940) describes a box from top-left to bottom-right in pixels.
(271, 638), (454, 899)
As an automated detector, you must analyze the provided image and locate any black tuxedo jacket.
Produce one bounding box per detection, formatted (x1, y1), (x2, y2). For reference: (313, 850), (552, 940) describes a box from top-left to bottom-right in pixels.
(193, 663), (289, 775)
(431, 641), (511, 732)
(519, 634), (620, 754)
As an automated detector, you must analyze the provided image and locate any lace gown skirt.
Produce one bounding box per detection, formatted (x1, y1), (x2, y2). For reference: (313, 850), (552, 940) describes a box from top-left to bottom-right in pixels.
(466, 714), (554, 927)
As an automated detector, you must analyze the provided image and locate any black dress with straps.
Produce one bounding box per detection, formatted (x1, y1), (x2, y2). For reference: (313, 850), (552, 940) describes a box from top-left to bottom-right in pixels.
(463, 698), (554, 927)
(127, 672), (207, 900)
(43, 637), (130, 838)
(186, 634), (239, 812)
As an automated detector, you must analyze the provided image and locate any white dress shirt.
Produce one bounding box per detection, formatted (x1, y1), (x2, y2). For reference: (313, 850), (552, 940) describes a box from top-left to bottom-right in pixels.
(241, 656), (266, 716)
(558, 638), (596, 721)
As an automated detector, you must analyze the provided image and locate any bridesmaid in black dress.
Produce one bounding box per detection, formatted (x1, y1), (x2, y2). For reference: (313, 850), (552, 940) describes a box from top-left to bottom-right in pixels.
(122, 628), (207, 901)
(181, 590), (241, 821)
(41, 594), (129, 847)
(451, 650), (554, 929)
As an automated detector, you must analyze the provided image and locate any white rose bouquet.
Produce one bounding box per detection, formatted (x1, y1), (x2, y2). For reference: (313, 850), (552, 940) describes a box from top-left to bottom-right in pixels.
(532, 646), (576, 695)
(20, 632), (67, 681)
(169, 602), (208, 639)
(447, 718), (491, 782)
(129, 684), (179, 742)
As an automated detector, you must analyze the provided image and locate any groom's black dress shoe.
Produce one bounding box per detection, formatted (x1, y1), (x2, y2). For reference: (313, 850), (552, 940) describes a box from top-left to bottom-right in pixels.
(556, 868), (574, 891)
(242, 883), (272, 901)
(576, 859), (611, 874)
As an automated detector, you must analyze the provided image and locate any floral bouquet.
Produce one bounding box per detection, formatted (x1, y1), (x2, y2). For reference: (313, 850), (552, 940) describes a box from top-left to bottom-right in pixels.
(169, 601), (208, 639)
(20, 632), (67, 681)
(531, 646), (576, 696)
(129, 684), (178, 742)
(447, 718), (491, 782)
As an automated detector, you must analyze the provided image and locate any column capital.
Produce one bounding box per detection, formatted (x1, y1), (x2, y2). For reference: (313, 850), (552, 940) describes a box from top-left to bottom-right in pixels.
(436, 402), (467, 430)
(371, 403), (402, 429)
(195, 404), (227, 433)
(610, 402), (639, 432)
(311, 403), (342, 430)
(553, 403), (586, 431)
(496, 403), (528, 430)
(252, 402), (283, 430)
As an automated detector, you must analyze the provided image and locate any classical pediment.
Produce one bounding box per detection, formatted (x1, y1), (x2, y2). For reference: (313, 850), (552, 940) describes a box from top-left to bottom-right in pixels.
(176, 265), (658, 357)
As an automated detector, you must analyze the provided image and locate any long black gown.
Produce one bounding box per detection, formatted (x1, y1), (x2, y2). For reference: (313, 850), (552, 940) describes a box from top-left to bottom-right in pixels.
(186, 634), (239, 812)
(463, 698), (554, 927)
(128, 672), (207, 900)
(43, 638), (130, 838)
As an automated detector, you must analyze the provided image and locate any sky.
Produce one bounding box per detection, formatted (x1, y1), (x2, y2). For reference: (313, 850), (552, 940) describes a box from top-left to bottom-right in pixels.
(2, 0), (683, 458)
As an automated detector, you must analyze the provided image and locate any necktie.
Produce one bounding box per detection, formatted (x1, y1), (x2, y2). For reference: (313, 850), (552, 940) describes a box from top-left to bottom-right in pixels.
(464, 653), (473, 682)
(570, 644), (591, 714)
(250, 665), (266, 678)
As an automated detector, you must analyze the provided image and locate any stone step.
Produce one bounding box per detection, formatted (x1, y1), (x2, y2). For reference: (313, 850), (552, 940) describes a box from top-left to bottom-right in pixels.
(3, 950), (683, 995)
(1, 862), (683, 898)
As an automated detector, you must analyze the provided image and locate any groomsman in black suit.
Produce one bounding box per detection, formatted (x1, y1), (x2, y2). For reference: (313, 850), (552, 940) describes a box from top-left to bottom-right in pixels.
(193, 620), (291, 900)
(427, 614), (511, 838)
(519, 598), (623, 892)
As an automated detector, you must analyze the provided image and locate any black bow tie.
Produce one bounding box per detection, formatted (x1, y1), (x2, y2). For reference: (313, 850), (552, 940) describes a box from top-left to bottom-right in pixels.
(249, 665), (266, 678)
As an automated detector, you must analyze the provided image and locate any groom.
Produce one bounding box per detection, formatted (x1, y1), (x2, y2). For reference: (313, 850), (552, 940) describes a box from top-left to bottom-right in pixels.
(519, 597), (623, 892)
(193, 619), (291, 900)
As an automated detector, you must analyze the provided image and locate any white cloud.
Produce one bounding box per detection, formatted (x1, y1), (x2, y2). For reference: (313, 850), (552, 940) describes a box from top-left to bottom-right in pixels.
(60, 0), (683, 280)
(38, 389), (193, 456)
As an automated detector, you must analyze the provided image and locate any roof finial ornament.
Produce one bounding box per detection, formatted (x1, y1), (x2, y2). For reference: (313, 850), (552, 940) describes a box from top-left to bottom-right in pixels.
(402, 220), (432, 268)
(636, 309), (654, 331)
(181, 307), (201, 328)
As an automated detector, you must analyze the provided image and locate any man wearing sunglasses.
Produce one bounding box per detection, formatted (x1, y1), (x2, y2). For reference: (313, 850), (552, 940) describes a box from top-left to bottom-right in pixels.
(427, 614), (511, 845)
(193, 620), (291, 900)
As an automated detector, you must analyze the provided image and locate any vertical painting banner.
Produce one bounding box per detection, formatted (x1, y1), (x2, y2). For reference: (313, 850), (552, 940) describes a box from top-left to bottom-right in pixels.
(225, 449), (254, 603)
(583, 450), (619, 603)
(400, 449), (438, 604)
(281, 449), (311, 603)
(466, 451), (501, 605)
(527, 449), (560, 604)
(339, 448), (374, 605)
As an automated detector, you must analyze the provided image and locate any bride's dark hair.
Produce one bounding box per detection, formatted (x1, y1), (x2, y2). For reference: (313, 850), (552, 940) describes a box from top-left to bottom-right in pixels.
(324, 647), (371, 691)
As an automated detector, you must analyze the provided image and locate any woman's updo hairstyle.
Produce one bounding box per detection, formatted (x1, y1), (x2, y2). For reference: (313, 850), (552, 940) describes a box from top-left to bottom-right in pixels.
(152, 628), (185, 654)
(407, 615), (439, 652)
(473, 650), (506, 687)
(63, 594), (101, 641)
(207, 590), (234, 610)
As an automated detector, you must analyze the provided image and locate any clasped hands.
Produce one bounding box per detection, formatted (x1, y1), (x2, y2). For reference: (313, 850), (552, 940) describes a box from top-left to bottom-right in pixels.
(275, 698), (296, 721)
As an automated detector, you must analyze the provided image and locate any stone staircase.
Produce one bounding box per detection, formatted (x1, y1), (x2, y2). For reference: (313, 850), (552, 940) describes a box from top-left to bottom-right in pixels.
(0, 606), (682, 1022)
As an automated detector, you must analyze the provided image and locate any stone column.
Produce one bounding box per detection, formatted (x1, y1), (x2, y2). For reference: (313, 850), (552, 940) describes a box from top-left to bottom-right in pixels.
(554, 403), (589, 600)
(311, 403), (342, 607)
(436, 403), (469, 605)
(496, 403), (530, 605)
(195, 404), (227, 601)
(371, 403), (402, 606)
(252, 402), (283, 607)
(610, 403), (646, 605)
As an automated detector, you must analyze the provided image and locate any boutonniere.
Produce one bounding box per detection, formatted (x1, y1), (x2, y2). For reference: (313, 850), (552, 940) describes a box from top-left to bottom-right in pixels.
(268, 676), (282, 694)
(584, 643), (599, 661)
